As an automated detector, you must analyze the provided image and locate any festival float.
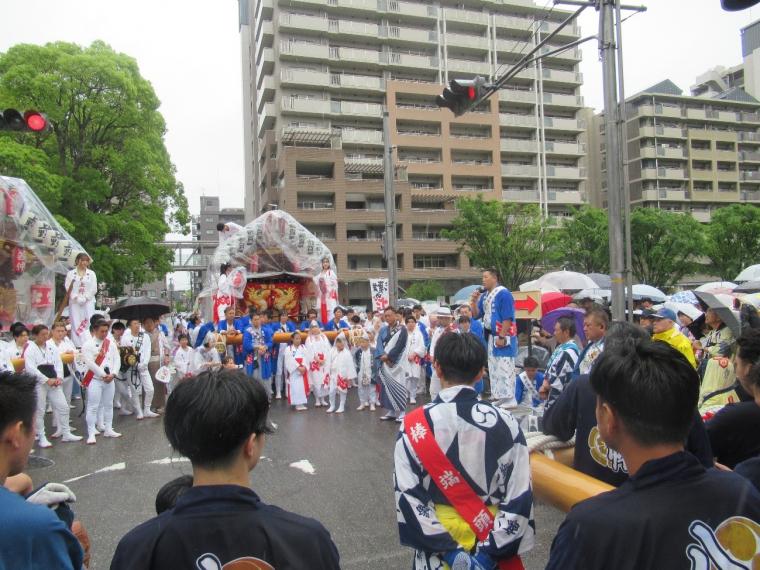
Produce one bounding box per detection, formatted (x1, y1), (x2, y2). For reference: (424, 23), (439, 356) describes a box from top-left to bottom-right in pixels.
(0, 175), (87, 329)
(203, 210), (341, 344)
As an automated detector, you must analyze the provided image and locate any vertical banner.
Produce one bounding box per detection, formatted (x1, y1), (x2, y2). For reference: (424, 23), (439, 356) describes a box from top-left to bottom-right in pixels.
(369, 278), (389, 312)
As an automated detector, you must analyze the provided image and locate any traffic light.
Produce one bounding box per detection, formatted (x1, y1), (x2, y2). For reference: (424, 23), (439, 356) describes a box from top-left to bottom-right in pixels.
(0, 109), (49, 132)
(435, 77), (488, 117)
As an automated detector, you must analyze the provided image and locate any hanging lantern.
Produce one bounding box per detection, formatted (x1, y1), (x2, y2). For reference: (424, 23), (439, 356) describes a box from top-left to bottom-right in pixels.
(30, 283), (53, 309)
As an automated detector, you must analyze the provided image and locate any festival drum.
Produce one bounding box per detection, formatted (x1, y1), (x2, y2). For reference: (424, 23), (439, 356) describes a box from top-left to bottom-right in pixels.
(61, 353), (75, 365)
(119, 346), (138, 373)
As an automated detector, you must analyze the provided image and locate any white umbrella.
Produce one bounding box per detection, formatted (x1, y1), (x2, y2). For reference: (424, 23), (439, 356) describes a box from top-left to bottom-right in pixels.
(664, 301), (703, 322)
(518, 279), (560, 293)
(695, 281), (737, 292)
(629, 284), (667, 302)
(573, 288), (611, 301)
(736, 264), (760, 282)
(532, 271), (599, 292)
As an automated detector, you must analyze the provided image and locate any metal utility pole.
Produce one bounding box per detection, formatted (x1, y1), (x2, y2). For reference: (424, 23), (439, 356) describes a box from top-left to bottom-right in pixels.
(600, 0), (626, 321)
(382, 110), (398, 306)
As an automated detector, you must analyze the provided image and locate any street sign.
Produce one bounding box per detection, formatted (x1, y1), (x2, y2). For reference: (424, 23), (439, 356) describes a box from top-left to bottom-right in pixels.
(513, 290), (541, 320)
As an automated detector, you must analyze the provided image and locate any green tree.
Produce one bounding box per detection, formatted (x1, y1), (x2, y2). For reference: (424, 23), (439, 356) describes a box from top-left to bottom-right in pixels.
(630, 207), (705, 288)
(405, 279), (445, 301)
(443, 197), (558, 290)
(0, 41), (189, 294)
(706, 204), (760, 281)
(556, 206), (609, 273)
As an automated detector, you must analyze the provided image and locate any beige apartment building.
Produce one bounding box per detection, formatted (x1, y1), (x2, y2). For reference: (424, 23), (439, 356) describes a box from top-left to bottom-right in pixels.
(239, 0), (587, 304)
(588, 79), (760, 222)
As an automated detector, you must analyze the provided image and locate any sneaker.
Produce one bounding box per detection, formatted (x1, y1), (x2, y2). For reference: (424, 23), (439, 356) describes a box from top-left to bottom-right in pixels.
(118, 409), (134, 416)
(336, 407), (345, 414)
(73, 395), (82, 400)
(356, 404), (366, 411)
(50, 430), (63, 439)
(275, 393), (282, 400)
(370, 404), (376, 411)
(103, 430), (122, 438)
(38, 437), (52, 448)
(86, 436), (96, 445)
(315, 401), (322, 408)
(136, 412), (144, 420)
(143, 409), (159, 418)
(96, 424), (105, 432)
(380, 414), (396, 421)
(326, 406), (335, 414)
(295, 405), (308, 411)
(61, 433), (82, 443)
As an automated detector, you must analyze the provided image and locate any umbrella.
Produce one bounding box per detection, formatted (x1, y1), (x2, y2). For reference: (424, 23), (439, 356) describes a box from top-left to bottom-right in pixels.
(586, 273), (612, 289)
(451, 285), (480, 303)
(541, 292), (573, 314)
(693, 291), (741, 338)
(629, 284), (667, 303)
(518, 279), (560, 293)
(664, 301), (703, 322)
(541, 307), (586, 344)
(109, 296), (170, 322)
(695, 281), (737, 293)
(735, 264), (760, 282)
(533, 271), (599, 292)
(573, 288), (611, 302)
(734, 280), (760, 294)
(670, 290), (699, 306)
(396, 298), (420, 308)
(738, 292), (760, 308)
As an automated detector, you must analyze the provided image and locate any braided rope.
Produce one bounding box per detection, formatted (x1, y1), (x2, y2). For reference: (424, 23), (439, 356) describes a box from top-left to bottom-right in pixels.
(525, 431), (575, 454)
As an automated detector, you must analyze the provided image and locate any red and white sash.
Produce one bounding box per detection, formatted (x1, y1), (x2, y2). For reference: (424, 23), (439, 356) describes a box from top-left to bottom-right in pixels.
(404, 407), (524, 570)
(81, 338), (110, 388)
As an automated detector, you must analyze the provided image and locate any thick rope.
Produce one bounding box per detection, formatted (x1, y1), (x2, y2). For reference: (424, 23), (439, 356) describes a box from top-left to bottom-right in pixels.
(525, 431), (575, 454)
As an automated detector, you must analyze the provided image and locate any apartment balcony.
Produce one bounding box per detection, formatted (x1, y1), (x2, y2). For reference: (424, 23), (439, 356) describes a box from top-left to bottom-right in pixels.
(255, 0), (273, 18)
(333, 0), (379, 14)
(386, 0), (438, 21)
(500, 139), (538, 153)
(341, 128), (383, 146)
(331, 100), (383, 118)
(383, 24), (436, 45)
(539, 45), (582, 63)
(739, 131), (760, 143)
(499, 114), (537, 128)
(743, 190), (760, 201)
(446, 32), (489, 50)
(741, 170), (760, 181)
(642, 189), (689, 201)
(544, 116), (585, 132)
(499, 89), (536, 105)
(502, 189), (539, 202)
(742, 112), (760, 123)
(690, 168), (715, 181)
(545, 141), (585, 155)
(446, 58), (490, 75)
(641, 167), (687, 179)
(258, 103), (276, 137)
(389, 52), (438, 70)
(546, 166), (585, 179)
(260, 75), (276, 102)
(716, 169), (739, 181)
(257, 47), (275, 74)
(542, 92), (584, 108)
(279, 13), (329, 34)
(344, 156), (384, 172)
(330, 73), (384, 92)
(281, 126), (333, 145)
(281, 97), (331, 116)
(328, 18), (380, 40)
(740, 151), (760, 162)
(498, 90), (583, 109)
(542, 20), (581, 40)
(541, 68), (583, 85)
(444, 7), (489, 26)
(332, 46), (382, 66)
(501, 164), (539, 177)
(691, 209), (712, 223)
(256, 19), (274, 45)
(493, 13), (533, 33)
(280, 68), (330, 89)
(279, 42), (330, 62)
(548, 190), (584, 204)
(655, 105), (683, 119)
(639, 125), (687, 139)
(711, 109), (740, 122)
(686, 108), (707, 120)
(285, 0), (328, 8)
(640, 146), (687, 160)
(495, 38), (527, 55)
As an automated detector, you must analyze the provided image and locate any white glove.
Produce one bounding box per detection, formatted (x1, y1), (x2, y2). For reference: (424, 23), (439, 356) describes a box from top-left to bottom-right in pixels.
(27, 483), (77, 507)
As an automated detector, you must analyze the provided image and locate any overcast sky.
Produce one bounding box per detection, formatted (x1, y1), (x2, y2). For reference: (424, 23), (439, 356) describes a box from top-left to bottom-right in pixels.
(1, 0), (758, 220)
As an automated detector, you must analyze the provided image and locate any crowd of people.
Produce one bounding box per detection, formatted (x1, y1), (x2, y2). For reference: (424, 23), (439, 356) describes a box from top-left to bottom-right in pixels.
(2, 265), (760, 569)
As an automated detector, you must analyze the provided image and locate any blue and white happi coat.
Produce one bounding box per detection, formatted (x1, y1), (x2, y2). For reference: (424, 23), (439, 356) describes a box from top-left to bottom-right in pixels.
(394, 385), (535, 569)
(544, 340), (580, 410)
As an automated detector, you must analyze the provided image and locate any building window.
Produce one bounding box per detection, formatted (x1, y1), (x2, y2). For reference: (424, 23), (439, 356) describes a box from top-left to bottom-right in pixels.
(413, 254), (457, 269)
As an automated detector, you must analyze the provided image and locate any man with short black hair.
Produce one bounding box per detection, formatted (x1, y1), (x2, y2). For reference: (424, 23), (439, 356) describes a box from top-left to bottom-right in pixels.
(539, 316), (580, 407)
(575, 308), (608, 377)
(546, 340), (760, 570)
(395, 333), (534, 569)
(0, 372), (83, 569)
(111, 368), (340, 569)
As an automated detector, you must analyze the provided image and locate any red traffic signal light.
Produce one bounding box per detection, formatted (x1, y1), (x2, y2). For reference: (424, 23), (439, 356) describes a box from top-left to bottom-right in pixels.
(435, 77), (488, 116)
(0, 109), (49, 132)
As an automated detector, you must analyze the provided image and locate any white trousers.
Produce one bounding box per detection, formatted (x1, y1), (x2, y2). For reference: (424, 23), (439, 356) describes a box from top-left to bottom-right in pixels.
(357, 381), (376, 405)
(488, 345), (516, 406)
(406, 376), (419, 401)
(275, 345), (287, 395)
(86, 378), (115, 438)
(36, 382), (70, 439)
(126, 368), (154, 412)
(429, 371), (441, 400)
(328, 389), (347, 411)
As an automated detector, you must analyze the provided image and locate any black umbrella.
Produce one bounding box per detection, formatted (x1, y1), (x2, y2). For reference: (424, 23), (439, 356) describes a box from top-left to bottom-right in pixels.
(693, 291), (741, 338)
(109, 296), (170, 321)
(734, 280), (760, 294)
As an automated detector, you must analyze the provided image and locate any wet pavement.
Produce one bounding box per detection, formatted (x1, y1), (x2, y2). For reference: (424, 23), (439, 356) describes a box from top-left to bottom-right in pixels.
(29, 395), (563, 569)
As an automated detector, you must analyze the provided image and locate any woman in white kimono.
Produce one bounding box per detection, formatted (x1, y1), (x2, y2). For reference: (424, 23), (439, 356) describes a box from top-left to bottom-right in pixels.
(403, 315), (426, 405)
(305, 321), (331, 407)
(212, 263), (233, 324)
(326, 334), (356, 414)
(284, 332), (309, 411)
(48, 321), (78, 434)
(314, 257), (339, 326)
(64, 253), (97, 347)
(172, 333), (195, 389)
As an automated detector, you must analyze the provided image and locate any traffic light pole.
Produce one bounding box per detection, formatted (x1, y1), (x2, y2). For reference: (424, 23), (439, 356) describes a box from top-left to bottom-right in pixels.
(382, 110), (398, 306)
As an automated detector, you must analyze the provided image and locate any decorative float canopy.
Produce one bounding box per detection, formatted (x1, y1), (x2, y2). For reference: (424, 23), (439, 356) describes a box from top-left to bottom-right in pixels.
(0, 175), (88, 326)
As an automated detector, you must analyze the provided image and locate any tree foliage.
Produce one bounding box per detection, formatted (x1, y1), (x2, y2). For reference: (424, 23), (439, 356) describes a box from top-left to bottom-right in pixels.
(443, 197), (558, 290)
(556, 206), (609, 273)
(630, 207), (705, 287)
(0, 41), (189, 294)
(705, 204), (760, 281)
(405, 280), (445, 302)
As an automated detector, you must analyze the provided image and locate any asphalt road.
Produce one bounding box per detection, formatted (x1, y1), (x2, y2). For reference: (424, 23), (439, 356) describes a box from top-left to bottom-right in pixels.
(28, 395), (564, 570)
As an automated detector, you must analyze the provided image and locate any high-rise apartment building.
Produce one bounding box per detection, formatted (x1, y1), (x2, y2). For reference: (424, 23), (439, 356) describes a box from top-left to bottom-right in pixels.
(239, 0), (587, 303)
(588, 80), (760, 222)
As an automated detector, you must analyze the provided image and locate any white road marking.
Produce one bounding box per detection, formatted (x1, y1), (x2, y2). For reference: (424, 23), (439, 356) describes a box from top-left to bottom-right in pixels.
(289, 459), (316, 475)
(64, 462), (126, 483)
(148, 457), (191, 465)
